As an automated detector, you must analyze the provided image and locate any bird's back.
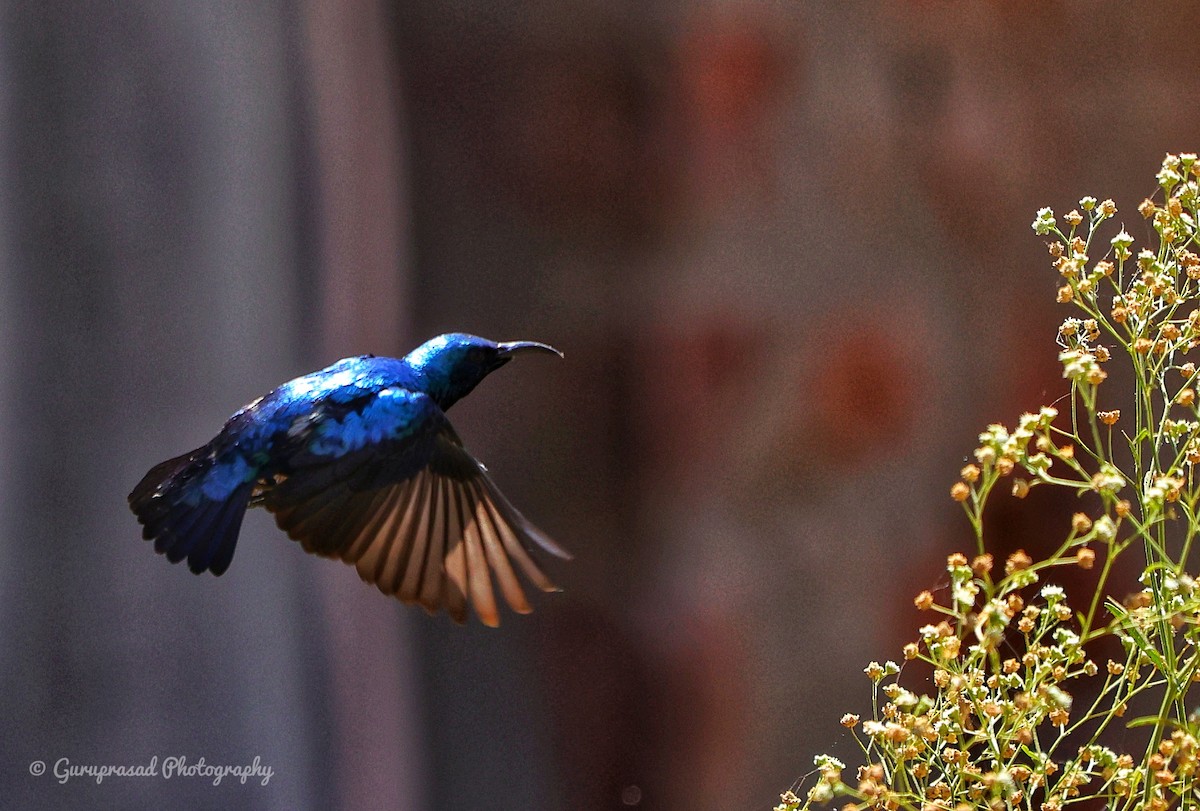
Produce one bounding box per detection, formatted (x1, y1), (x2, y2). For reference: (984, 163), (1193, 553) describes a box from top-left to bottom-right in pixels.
(220, 355), (417, 459)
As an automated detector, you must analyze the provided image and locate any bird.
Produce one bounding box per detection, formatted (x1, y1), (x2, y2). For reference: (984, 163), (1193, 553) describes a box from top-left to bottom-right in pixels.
(129, 333), (569, 627)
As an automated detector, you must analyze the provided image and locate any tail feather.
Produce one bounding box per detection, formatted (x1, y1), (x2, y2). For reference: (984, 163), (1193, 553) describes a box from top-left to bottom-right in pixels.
(188, 490), (250, 575)
(156, 503), (210, 557)
(129, 445), (253, 576)
(205, 505), (248, 576)
(131, 448), (204, 537)
(161, 495), (227, 562)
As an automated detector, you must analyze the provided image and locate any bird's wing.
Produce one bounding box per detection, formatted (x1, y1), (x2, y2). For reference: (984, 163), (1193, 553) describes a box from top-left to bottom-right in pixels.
(263, 388), (568, 627)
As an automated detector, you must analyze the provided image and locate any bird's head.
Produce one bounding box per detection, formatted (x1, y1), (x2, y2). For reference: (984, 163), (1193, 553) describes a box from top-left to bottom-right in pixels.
(407, 333), (563, 410)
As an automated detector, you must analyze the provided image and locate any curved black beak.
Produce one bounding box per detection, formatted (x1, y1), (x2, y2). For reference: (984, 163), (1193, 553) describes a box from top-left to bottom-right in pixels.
(496, 340), (564, 359)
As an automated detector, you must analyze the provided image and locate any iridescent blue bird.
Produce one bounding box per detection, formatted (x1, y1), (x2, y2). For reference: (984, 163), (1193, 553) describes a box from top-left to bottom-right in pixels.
(129, 333), (568, 627)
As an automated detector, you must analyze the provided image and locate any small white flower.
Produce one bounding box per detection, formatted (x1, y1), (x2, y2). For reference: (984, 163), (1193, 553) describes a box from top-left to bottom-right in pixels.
(1059, 349), (1102, 384)
(1091, 464), (1125, 493)
(1094, 515), (1117, 542)
(1046, 685), (1073, 710)
(1009, 568), (1040, 589)
(1054, 627), (1080, 648)
(1158, 166), (1183, 188)
(807, 782), (834, 803)
(813, 754), (845, 770)
(953, 579), (979, 608)
(1058, 318), (1081, 338)
(979, 423), (1010, 446)
(1033, 207), (1056, 235)
(1025, 453), (1051, 473)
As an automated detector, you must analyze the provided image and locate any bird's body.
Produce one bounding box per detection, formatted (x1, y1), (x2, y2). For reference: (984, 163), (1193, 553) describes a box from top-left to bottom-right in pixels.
(130, 333), (567, 626)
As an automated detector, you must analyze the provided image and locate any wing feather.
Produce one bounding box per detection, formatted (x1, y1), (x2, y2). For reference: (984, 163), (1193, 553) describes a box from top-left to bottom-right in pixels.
(275, 481), (343, 530)
(352, 484), (407, 584)
(289, 487), (356, 554)
(398, 475), (435, 605)
(441, 482), (469, 624)
(263, 404), (565, 624)
(376, 473), (425, 594)
(477, 472), (572, 560)
(460, 480), (501, 625)
(330, 487), (392, 562)
(417, 477), (448, 612)
(468, 478), (531, 615)
(482, 495), (558, 594)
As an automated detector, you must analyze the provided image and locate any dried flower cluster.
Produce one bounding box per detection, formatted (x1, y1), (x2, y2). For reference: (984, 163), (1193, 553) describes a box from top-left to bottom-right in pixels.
(781, 155), (1200, 811)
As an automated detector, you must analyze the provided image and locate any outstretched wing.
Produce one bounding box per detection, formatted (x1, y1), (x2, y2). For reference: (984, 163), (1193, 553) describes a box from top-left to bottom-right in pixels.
(264, 388), (568, 626)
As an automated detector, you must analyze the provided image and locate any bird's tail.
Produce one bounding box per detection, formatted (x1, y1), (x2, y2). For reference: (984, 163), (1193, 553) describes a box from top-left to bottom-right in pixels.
(129, 445), (254, 576)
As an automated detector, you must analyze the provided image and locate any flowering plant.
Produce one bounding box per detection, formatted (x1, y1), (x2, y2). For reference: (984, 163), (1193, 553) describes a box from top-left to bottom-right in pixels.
(781, 154), (1200, 811)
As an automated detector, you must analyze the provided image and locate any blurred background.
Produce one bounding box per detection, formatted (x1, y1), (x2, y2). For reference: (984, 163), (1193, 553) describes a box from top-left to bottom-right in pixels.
(3, 1), (1199, 808)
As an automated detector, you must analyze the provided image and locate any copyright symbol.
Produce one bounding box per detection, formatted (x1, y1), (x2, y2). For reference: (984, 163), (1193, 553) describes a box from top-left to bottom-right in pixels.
(29, 760), (45, 777)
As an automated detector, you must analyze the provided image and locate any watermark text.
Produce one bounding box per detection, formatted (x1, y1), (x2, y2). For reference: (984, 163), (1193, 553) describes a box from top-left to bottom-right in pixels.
(28, 755), (274, 787)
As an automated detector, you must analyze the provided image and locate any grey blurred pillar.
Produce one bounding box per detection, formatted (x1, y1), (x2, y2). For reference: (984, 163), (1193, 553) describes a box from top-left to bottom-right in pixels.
(0, 3), (423, 809)
(303, 1), (430, 810)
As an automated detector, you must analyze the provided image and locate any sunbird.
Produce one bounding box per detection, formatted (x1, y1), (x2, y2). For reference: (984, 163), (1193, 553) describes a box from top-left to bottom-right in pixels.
(129, 333), (568, 627)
